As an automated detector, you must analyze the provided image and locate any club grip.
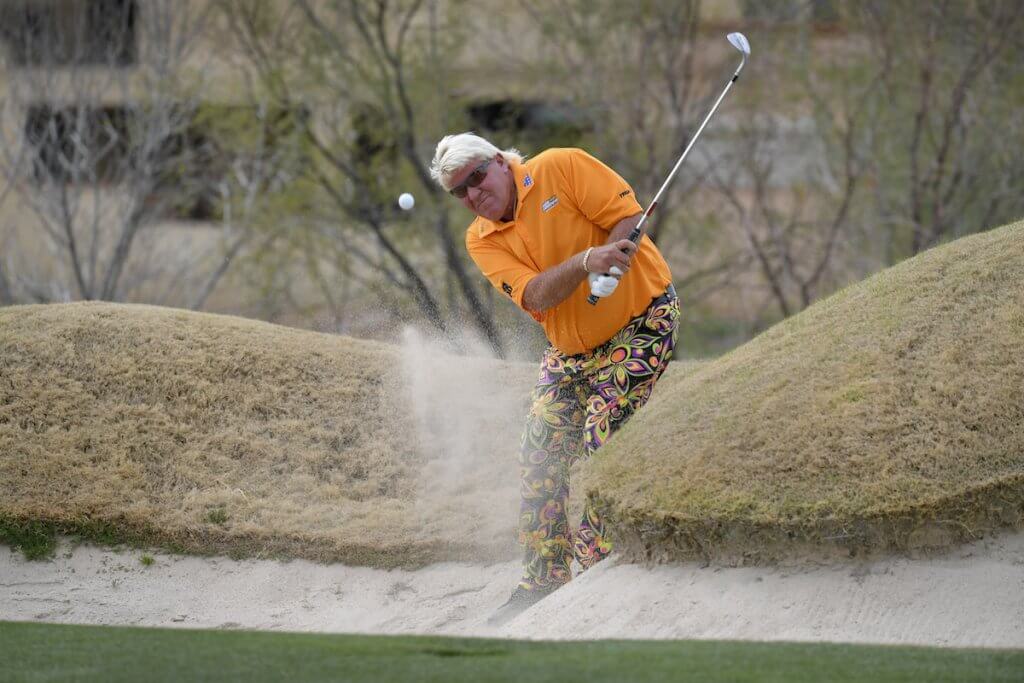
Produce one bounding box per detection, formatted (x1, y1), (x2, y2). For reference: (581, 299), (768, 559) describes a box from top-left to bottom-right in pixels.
(588, 226), (643, 306)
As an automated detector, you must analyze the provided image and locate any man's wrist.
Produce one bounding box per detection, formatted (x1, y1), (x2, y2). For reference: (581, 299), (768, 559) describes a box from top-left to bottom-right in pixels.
(581, 247), (594, 273)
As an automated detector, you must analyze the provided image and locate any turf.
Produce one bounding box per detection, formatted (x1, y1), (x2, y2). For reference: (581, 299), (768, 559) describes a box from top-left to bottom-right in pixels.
(1, 621), (1021, 683)
(587, 219), (1024, 564)
(0, 300), (697, 568)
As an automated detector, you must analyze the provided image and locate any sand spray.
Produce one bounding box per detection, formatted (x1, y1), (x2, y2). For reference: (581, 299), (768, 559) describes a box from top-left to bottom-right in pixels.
(397, 324), (536, 559)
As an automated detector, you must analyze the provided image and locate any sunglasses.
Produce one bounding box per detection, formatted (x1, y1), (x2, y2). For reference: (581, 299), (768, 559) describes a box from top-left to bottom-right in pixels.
(449, 160), (492, 198)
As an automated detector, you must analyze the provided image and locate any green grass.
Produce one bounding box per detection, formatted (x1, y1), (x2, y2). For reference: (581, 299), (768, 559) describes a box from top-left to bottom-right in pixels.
(205, 507), (229, 525)
(0, 518), (56, 560)
(0, 515), (192, 562)
(1, 621), (1021, 683)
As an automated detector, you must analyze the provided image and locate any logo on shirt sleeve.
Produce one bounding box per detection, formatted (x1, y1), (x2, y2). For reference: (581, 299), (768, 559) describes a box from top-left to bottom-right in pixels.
(619, 189), (631, 198)
(502, 282), (513, 297)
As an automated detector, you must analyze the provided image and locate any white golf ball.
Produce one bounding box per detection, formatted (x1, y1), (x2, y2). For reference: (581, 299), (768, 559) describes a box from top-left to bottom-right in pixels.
(398, 192), (415, 211)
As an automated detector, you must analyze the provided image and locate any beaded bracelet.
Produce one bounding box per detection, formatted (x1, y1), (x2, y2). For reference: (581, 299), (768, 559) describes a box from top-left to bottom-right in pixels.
(582, 247), (594, 273)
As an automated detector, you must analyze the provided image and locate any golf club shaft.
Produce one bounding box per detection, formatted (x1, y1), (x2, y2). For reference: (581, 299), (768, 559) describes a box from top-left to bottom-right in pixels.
(587, 56), (747, 306)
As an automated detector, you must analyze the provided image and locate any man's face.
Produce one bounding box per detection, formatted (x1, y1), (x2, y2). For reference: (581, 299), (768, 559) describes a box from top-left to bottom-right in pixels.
(449, 154), (514, 222)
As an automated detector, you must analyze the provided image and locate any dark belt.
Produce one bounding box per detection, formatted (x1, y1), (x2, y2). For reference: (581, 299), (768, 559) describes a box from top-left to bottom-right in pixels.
(646, 282), (677, 310)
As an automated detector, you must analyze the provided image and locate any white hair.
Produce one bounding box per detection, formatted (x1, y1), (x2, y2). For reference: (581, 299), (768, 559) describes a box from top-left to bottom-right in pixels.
(429, 132), (525, 190)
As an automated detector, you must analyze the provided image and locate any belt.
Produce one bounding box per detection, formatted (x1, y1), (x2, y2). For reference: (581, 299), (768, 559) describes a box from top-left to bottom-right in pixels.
(665, 283), (677, 299)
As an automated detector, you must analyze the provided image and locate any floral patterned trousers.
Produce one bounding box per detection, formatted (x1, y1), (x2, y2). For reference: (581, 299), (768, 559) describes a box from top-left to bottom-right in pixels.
(517, 289), (679, 592)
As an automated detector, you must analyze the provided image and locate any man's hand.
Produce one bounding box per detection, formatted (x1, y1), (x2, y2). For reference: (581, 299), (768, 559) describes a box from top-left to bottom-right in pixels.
(588, 266), (623, 298)
(586, 238), (634, 299)
(587, 240), (637, 275)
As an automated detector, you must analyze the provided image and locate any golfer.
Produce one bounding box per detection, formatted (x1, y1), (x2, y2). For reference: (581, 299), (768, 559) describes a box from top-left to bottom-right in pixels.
(430, 133), (679, 623)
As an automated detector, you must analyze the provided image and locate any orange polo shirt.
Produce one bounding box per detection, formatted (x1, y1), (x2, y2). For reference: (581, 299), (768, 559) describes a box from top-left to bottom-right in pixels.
(465, 148), (673, 355)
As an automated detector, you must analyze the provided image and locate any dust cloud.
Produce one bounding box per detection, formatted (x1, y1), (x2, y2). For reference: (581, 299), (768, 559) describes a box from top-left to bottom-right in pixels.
(397, 325), (537, 561)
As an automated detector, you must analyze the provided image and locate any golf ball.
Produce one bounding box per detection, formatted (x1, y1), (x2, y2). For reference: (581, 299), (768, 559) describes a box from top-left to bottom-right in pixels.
(398, 193), (415, 211)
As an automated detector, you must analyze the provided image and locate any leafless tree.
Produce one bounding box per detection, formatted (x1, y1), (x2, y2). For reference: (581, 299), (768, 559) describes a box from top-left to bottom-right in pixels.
(703, 18), (887, 319)
(0, 0), (269, 307)
(220, 0), (508, 354)
(0, 166), (19, 304)
(858, 0), (1024, 258)
(186, 103), (307, 310)
(661, 1), (1024, 323)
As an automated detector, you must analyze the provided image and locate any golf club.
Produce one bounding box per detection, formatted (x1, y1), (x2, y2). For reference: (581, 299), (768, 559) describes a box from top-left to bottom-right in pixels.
(588, 31), (751, 305)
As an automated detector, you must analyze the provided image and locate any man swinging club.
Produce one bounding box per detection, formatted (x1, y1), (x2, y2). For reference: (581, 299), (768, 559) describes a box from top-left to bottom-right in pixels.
(429, 35), (749, 625)
(430, 133), (679, 624)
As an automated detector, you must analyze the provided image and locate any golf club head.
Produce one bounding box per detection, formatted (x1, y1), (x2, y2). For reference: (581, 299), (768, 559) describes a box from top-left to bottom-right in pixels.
(727, 32), (750, 55)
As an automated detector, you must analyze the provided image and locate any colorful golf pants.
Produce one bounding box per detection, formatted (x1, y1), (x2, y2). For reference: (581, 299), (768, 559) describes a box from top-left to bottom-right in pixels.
(517, 289), (680, 592)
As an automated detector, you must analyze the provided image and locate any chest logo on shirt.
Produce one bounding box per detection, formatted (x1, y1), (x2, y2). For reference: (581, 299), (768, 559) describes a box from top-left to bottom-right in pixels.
(542, 195), (559, 212)
(523, 175), (533, 187)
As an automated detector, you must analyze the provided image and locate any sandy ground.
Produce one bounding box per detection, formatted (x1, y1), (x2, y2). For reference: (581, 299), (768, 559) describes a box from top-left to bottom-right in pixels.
(2, 532), (1023, 648)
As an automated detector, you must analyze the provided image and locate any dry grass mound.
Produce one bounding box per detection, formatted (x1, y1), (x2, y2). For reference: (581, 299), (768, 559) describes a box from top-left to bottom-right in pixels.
(587, 219), (1024, 565)
(0, 302), (549, 567)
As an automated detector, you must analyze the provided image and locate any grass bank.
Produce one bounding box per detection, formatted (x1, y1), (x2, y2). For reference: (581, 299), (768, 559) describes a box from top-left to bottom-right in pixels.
(0, 303), (546, 566)
(587, 219), (1024, 565)
(3, 621), (1022, 683)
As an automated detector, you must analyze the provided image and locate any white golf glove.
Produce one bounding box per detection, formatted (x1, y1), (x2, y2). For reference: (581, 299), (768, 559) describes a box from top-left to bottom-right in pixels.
(588, 265), (623, 298)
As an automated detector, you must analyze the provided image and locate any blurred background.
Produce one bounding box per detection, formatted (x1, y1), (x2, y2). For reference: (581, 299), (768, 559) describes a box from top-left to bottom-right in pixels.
(1, 0), (1021, 359)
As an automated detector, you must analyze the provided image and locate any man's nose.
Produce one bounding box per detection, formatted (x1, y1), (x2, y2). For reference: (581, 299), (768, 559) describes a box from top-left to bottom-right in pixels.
(466, 184), (485, 202)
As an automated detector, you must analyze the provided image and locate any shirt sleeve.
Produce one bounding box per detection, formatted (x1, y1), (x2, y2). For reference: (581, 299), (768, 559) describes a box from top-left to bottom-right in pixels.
(466, 229), (544, 322)
(563, 148), (644, 230)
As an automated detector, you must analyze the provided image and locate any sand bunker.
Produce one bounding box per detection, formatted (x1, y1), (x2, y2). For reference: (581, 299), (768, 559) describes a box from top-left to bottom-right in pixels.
(3, 224), (1023, 652)
(3, 532), (1022, 648)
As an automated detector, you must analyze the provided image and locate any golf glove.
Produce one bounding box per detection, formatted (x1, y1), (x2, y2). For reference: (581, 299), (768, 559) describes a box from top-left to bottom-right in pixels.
(588, 266), (623, 298)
